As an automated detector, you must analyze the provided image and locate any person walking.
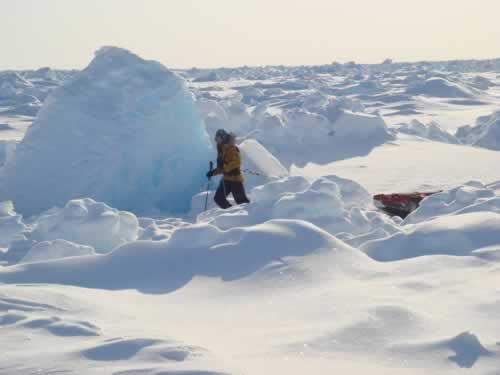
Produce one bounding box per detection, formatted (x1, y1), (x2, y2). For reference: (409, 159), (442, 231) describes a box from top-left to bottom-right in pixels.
(207, 129), (250, 209)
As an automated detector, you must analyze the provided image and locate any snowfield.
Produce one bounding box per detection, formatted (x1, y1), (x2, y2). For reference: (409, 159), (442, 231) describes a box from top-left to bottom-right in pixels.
(1, 48), (500, 374)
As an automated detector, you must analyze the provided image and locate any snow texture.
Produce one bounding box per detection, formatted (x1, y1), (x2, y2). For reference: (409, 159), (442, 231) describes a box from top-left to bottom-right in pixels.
(0, 219), (369, 294)
(2, 50), (500, 375)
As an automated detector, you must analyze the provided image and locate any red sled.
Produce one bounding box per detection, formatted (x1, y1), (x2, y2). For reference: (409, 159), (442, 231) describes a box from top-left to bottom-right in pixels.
(373, 191), (440, 218)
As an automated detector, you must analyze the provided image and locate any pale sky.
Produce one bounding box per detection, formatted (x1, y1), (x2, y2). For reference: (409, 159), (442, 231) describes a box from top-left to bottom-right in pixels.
(1, 0), (499, 70)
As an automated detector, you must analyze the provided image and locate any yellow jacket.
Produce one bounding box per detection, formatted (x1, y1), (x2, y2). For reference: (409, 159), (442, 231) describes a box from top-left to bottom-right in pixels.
(216, 143), (244, 182)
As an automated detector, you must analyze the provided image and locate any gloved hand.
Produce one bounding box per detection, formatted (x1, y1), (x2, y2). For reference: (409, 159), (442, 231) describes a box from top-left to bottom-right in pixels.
(206, 169), (216, 179)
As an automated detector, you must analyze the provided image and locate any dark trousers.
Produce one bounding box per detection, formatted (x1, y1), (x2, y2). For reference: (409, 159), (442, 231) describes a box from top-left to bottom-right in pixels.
(214, 179), (250, 209)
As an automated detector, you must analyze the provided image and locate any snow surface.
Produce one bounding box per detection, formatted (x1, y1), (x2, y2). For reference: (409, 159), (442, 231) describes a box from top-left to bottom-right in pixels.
(1, 50), (500, 374)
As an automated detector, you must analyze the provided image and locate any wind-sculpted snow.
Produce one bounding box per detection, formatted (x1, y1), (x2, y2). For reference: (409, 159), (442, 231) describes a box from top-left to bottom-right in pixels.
(404, 181), (497, 224)
(20, 239), (96, 264)
(0, 201), (25, 248)
(0, 219), (372, 293)
(362, 211), (500, 261)
(392, 332), (494, 369)
(406, 77), (476, 98)
(0, 47), (212, 216)
(456, 110), (500, 150)
(0, 285), (227, 375)
(198, 94), (393, 167)
(397, 119), (459, 144)
(1, 179), (500, 373)
(0, 198), (138, 265)
(0, 70), (64, 119)
(197, 175), (401, 245)
(0, 72), (32, 97)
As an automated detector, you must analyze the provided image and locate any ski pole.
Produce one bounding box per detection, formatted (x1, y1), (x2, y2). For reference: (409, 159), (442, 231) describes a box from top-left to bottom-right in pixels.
(204, 161), (213, 212)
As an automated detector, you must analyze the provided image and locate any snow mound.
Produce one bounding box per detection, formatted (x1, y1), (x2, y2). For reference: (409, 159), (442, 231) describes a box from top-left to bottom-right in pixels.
(0, 201), (25, 247)
(25, 67), (60, 82)
(198, 175), (400, 245)
(333, 110), (387, 138)
(333, 79), (384, 96)
(198, 94), (392, 167)
(1, 198), (138, 265)
(470, 75), (496, 90)
(239, 139), (288, 181)
(404, 181), (497, 224)
(250, 175), (311, 204)
(407, 77), (474, 98)
(255, 108), (392, 166)
(0, 312), (27, 325)
(362, 211), (500, 261)
(21, 316), (101, 337)
(28, 198), (138, 251)
(0, 47), (212, 216)
(20, 239), (96, 264)
(0, 219), (373, 293)
(398, 119), (459, 144)
(198, 99), (255, 137)
(193, 70), (221, 82)
(0, 72), (32, 98)
(80, 337), (215, 370)
(301, 305), (423, 353)
(456, 111), (500, 150)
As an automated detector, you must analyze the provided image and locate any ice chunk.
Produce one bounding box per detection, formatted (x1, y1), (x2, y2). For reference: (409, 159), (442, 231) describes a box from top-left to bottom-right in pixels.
(0, 47), (212, 216)
(398, 120), (459, 144)
(456, 111), (500, 150)
(238, 139), (288, 187)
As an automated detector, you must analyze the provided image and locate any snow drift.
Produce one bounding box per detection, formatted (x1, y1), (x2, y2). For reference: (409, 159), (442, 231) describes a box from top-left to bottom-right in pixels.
(197, 175), (401, 247)
(406, 77), (475, 98)
(456, 111), (500, 150)
(404, 181), (498, 224)
(0, 219), (374, 293)
(252, 108), (392, 167)
(197, 95), (393, 167)
(0, 198), (138, 265)
(362, 211), (500, 261)
(0, 47), (212, 216)
(398, 120), (459, 144)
